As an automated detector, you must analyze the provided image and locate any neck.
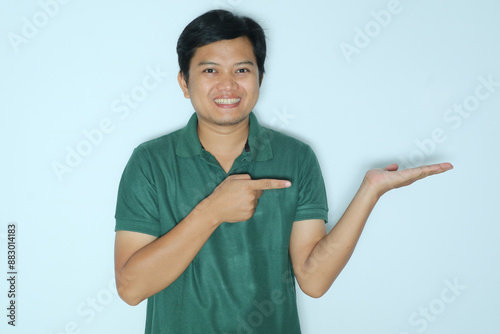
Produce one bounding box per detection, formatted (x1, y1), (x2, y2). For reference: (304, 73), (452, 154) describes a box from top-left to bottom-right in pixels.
(197, 116), (250, 158)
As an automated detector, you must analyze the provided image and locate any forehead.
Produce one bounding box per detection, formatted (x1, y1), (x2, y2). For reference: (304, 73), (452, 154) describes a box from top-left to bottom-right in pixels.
(190, 36), (256, 66)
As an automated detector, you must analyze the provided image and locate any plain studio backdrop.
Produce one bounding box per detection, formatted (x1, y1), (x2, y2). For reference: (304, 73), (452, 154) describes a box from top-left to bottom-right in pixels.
(1, 0), (499, 333)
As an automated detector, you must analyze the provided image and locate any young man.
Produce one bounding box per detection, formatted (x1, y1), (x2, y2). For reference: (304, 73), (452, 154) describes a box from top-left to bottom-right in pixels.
(114, 10), (453, 333)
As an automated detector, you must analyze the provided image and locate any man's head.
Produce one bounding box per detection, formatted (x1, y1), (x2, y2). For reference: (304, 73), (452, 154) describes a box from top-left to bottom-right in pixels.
(176, 10), (266, 86)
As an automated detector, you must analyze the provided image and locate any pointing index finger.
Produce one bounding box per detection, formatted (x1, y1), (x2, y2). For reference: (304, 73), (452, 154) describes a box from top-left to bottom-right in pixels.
(250, 179), (292, 190)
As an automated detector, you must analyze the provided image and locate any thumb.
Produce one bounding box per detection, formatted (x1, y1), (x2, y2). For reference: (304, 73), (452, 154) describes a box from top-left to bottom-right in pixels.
(384, 163), (399, 172)
(228, 174), (251, 180)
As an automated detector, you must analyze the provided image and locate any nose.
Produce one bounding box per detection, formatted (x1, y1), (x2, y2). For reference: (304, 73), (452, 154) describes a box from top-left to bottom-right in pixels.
(216, 73), (238, 91)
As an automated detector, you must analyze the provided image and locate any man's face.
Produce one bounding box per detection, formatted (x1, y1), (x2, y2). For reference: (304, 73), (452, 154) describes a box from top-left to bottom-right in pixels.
(178, 36), (261, 128)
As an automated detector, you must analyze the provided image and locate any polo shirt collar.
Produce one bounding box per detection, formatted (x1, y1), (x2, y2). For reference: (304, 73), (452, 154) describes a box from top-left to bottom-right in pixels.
(176, 112), (273, 162)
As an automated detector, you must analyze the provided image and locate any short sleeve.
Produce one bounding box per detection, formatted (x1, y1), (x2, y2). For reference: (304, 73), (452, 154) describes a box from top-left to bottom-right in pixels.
(115, 145), (161, 237)
(294, 144), (329, 223)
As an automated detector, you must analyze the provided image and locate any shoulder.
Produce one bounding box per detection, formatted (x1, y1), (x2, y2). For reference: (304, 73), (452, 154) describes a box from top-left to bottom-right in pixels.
(121, 127), (186, 173)
(125, 123), (191, 167)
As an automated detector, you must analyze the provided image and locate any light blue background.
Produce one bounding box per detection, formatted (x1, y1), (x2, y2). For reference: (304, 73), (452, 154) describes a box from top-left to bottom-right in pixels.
(1, 0), (499, 333)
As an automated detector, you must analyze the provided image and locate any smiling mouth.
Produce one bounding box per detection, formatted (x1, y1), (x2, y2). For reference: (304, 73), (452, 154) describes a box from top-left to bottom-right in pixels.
(213, 98), (241, 104)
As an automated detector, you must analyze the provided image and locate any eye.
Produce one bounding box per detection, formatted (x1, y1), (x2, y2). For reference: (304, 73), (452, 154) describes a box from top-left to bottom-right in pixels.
(237, 68), (249, 73)
(204, 68), (216, 73)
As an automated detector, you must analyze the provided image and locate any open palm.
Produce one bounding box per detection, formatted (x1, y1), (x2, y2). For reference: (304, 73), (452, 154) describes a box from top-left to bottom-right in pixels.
(364, 162), (454, 197)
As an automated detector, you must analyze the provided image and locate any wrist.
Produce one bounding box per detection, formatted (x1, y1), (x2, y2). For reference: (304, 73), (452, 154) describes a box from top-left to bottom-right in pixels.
(195, 197), (222, 228)
(360, 176), (384, 202)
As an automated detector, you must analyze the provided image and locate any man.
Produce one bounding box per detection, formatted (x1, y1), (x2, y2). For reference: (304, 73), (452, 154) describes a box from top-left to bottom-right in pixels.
(114, 9), (453, 333)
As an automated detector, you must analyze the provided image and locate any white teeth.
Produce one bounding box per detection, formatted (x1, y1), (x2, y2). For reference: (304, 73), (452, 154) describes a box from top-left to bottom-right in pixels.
(214, 98), (240, 104)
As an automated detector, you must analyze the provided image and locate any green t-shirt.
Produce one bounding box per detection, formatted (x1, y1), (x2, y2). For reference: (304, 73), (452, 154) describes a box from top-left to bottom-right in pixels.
(115, 112), (328, 333)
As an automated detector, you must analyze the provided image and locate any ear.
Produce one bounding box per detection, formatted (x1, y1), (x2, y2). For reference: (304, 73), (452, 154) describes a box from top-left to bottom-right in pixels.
(259, 73), (264, 87)
(177, 71), (190, 99)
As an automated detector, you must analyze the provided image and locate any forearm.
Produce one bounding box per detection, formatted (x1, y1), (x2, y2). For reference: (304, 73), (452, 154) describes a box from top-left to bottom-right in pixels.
(117, 199), (220, 305)
(299, 179), (380, 297)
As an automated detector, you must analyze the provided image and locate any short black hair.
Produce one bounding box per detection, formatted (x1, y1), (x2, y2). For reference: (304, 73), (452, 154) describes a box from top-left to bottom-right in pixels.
(177, 9), (266, 85)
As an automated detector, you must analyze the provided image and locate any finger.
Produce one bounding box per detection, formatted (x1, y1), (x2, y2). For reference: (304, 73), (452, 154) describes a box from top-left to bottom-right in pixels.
(426, 163), (454, 177)
(383, 163), (399, 172)
(250, 179), (292, 190)
(437, 162), (454, 171)
(417, 162), (454, 175)
(403, 163), (453, 183)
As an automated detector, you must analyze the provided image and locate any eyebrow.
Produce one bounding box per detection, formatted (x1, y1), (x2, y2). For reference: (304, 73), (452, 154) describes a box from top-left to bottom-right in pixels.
(197, 61), (256, 67)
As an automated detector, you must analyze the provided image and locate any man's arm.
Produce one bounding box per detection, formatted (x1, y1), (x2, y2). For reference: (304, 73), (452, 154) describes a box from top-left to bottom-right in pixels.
(289, 162), (453, 298)
(114, 174), (291, 306)
(114, 199), (219, 306)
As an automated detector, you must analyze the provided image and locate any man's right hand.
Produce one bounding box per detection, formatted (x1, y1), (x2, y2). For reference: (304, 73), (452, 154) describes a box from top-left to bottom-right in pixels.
(203, 174), (291, 224)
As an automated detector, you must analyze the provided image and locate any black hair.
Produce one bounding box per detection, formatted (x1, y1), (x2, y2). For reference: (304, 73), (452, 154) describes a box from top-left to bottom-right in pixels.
(176, 9), (266, 85)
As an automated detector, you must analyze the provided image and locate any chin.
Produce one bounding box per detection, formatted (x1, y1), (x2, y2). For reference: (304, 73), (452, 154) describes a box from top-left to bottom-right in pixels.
(212, 111), (250, 126)
(213, 116), (247, 126)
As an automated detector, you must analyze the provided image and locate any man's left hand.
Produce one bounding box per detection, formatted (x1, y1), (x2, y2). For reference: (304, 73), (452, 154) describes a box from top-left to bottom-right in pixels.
(363, 162), (454, 198)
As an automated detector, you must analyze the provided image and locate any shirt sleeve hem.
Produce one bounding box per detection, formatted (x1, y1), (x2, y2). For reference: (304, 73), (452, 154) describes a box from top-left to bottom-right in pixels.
(294, 208), (328, 224)
(115, 219), (161, 237)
